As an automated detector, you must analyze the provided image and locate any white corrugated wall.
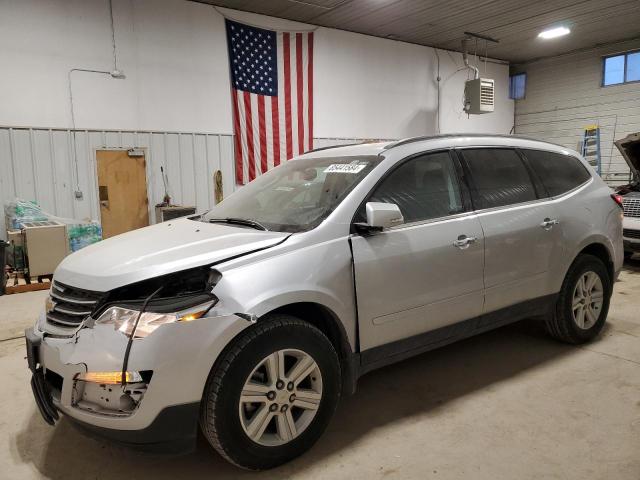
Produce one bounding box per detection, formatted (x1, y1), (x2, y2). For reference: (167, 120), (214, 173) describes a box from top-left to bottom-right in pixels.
(0, 127), (381, 240)
(513, 38), (640, 186)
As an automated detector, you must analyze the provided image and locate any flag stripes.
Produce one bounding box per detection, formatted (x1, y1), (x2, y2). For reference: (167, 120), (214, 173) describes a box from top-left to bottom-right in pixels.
(226, 19), (314, 184)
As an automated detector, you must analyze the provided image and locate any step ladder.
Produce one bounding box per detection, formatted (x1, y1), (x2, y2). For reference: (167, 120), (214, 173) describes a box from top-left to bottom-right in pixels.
(580, 125), (601, 175)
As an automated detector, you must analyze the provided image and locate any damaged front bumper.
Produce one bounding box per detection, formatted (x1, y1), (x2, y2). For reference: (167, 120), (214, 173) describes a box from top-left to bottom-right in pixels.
(26, 310), (249, 451)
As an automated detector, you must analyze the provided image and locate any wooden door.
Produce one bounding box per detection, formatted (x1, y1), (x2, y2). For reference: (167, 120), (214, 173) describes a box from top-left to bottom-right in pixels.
(96, 150), (150, 239)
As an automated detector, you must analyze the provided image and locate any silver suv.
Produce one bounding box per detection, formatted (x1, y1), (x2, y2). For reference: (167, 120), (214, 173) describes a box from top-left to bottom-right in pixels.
(26, 135), (623, 470)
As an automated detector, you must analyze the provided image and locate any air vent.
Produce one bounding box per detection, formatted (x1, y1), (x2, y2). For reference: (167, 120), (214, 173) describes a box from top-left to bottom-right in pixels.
(623, 229), (640, 239)
(480, 80), (494, 106)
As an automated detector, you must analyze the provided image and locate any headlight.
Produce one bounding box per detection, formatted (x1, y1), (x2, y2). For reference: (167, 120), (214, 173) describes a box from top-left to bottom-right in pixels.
(95, 301), (214, 338)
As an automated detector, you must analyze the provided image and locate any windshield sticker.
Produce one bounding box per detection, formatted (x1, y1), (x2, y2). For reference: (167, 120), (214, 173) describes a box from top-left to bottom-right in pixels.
(324, 164), (367, 174)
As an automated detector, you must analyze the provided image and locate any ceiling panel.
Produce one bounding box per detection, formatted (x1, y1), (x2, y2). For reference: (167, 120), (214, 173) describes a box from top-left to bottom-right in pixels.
(198, 0), (640, 63)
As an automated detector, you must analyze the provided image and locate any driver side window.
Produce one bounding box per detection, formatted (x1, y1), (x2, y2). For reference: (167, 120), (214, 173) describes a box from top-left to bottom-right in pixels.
(358, 151), (463, 224)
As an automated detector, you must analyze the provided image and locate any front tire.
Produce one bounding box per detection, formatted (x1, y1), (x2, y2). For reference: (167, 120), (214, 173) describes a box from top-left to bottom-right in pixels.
(200, 314), (341, 470)
(545, 254), (611, 344)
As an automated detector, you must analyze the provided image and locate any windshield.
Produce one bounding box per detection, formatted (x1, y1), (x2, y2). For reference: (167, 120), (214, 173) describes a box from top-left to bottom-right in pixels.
(201, 155), (382, 232)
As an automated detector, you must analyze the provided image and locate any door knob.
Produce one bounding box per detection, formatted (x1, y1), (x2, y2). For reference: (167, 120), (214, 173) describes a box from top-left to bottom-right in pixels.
(453, 235), (477, 249)
(540, 218), (559, 230)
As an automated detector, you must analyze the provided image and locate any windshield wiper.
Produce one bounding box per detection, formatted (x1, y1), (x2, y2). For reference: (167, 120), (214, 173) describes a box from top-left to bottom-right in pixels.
(208, 217), (268, 231)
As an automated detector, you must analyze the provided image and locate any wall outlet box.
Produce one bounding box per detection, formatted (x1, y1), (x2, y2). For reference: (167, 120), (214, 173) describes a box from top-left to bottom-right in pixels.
(74, 190), (83, 199)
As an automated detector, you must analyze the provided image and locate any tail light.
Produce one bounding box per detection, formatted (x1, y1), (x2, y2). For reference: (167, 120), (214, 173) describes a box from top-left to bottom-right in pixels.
(611, 194), (624, 209)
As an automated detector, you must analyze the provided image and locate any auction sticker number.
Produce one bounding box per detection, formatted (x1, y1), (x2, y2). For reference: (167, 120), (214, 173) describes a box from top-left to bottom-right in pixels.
(324, 164), (367, 174)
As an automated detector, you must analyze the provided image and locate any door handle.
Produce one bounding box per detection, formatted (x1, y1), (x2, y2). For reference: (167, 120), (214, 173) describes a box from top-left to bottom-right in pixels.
(453, 235), (477, 249)
(100, 200), (109, 209)
(540, 218), (559, 230)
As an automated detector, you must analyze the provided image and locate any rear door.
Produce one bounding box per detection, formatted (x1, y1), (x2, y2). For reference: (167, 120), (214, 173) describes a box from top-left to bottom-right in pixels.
(351, 151), (485, 351)
(458, 147), (563, 313)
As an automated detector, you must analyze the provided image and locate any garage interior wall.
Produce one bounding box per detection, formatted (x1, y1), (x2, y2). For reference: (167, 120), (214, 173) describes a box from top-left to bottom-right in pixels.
(0, 128), (363, 240)
(0, 0), (514, 236)
(513, 38), (640, 186)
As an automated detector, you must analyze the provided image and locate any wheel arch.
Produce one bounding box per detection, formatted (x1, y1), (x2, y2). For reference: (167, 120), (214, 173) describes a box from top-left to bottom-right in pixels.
(263, 302), (359, 396)
(577, 242), (614, 287)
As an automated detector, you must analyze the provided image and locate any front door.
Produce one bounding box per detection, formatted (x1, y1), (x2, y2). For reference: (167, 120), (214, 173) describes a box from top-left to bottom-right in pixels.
(96, 150), (150, 239)
(351, 151), (485, 352)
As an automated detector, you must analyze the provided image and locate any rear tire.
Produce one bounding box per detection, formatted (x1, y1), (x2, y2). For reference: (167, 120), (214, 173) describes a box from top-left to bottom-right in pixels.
(545, 254), (611, 344)
(200, 314), (341, 470)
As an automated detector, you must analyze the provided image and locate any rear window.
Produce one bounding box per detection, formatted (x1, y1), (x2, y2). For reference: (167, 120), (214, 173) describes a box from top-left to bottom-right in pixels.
(460, 148), (537, 209)
(522, 149), (591, 197)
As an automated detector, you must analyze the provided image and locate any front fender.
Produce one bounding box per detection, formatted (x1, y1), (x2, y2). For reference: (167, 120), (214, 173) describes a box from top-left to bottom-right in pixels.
(211, 236), (358, 350)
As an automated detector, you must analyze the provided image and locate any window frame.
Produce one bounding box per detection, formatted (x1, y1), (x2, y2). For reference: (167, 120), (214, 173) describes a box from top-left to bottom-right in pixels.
(602, 49), (640, 87)
(455, 146), (545, 212)
(349, 149), (473, 232)
(509, 72), (527, 100)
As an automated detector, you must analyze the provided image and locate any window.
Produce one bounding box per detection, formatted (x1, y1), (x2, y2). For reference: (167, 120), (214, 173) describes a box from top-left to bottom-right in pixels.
(627, 52), (640, 82)
(362, 152), (463, 224)
(521, 149), (591, 197)
(603, 50), (640, 86)
(461, 148), (537, 209)
(202, 155), (381, 232)
(509, 73), (526, 99)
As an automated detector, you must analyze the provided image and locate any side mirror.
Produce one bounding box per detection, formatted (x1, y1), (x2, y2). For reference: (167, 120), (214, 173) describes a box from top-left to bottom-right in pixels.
(354, 202), (404, 234)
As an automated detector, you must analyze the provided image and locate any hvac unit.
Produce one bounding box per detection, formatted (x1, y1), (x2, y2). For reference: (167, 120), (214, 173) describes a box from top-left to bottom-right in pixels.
(464, 78), (495, 114)
(22, 221), (68, 277)
(155, 205), (197, 223)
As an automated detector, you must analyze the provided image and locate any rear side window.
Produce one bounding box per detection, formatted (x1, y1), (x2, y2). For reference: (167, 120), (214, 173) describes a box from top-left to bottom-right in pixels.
(460, 148), (537, 209)
(522, 149), (591, 197)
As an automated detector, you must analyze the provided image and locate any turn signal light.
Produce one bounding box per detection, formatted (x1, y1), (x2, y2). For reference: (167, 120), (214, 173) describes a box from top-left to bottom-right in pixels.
(75, 371), (143, 385)
(179, 311), (206, 322)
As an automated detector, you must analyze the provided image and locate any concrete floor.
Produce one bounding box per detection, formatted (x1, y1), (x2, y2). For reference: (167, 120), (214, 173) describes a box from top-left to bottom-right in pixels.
(1, 262), (640, 480)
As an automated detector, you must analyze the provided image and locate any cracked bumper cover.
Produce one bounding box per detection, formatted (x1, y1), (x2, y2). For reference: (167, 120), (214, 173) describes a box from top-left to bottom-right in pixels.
(27, 311), (249, 449)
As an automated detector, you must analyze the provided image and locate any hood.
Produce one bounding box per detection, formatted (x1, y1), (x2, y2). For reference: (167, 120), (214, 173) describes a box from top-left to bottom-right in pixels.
(615, 132), (640, 179)
(54, 218), (289, 292)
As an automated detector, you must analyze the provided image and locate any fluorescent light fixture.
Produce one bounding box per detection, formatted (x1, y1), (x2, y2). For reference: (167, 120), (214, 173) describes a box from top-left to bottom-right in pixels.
(538, 26), (570, 39)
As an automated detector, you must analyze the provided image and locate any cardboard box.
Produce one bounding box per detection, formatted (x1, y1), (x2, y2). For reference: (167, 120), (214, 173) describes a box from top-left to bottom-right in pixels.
(22, 221), (68, 277)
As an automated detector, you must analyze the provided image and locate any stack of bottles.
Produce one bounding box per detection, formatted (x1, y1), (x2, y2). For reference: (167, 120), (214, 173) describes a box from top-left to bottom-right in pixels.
(4, 198), (102, 253)
(4, 199), (48, 229)
(68, 223), (103, 252)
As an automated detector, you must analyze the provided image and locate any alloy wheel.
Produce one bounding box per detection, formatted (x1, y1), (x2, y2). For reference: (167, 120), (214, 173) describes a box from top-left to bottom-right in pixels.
(572, 271), (604, 330)
(238, 349), (323, 446)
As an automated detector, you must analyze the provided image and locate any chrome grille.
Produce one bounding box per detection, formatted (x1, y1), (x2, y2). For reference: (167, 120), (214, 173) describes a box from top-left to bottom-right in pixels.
(622, 197), (640, 217)
(623, 229), (640, 240)
(45, 281), (105, 333)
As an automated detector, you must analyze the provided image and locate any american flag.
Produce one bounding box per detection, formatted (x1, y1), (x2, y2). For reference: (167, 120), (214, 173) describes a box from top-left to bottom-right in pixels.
(225, 19), (314, 184)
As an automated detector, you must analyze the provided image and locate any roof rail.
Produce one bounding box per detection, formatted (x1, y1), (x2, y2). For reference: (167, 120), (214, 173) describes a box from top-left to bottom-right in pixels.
(306, 142), (362, 154)
(383, 133), (560, 150)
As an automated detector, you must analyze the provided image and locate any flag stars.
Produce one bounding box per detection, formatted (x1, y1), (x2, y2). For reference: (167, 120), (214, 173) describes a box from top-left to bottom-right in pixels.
(227, 22), (278, 96)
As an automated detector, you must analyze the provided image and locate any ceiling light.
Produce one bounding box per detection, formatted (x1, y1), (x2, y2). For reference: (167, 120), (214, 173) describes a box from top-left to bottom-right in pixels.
(538, 26), (570, 39)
